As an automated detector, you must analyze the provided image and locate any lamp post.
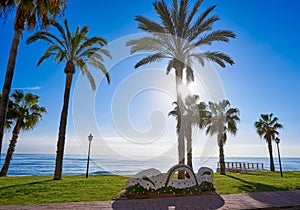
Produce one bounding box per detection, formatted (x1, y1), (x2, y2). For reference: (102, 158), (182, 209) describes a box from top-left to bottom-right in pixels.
(86, 133), (93, 178)
(275, 137), (283, 177)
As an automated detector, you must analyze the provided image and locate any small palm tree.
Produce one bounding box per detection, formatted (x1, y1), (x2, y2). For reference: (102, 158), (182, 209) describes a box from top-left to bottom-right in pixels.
(254, 113), (283, 172)
(0, 90), (46, 176)
(127, 0), (236, 177)
(0, 0), (66, 160)
(169, 95), (209, 170)
(27, 19), (111, 180)
(206, 100), (240, 175)
(184, 95), (201, 170)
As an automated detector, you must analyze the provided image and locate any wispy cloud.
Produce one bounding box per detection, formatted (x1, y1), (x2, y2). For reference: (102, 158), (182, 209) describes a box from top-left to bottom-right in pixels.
(12, 86), (42, 91)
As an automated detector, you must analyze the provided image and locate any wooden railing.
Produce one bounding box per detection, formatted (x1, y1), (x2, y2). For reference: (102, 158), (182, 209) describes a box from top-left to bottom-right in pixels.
(217, 162), (264, 173)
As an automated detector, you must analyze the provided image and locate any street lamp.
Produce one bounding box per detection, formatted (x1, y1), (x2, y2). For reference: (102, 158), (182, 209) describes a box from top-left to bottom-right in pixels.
(86, 133), (93, 178)
(275, 137), (283, 177)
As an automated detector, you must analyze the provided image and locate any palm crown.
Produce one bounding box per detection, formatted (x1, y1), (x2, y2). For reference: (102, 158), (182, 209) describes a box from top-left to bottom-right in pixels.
(206, 100), (240, 145)
(127, 0), (236, 82)
(254, 113), (283, 142)
(26, 19), (112, 89)
(7, 90), (46, 130)
(0, 0), (66, 30)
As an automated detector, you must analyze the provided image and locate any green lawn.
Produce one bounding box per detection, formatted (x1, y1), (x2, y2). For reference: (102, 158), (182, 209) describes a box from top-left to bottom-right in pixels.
(0, 171), (299, 205)
(215, 171), (300, 194)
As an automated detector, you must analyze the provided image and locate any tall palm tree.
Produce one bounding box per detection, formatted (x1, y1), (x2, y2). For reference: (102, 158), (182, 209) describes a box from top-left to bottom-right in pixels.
(127, 0), (235, 177)
(0, 0), (66, 161)
(0, 90), (46, 176)
(26, 19), (112, 180)
(254, 113), (283, 172)
(206, 100), (240, 175)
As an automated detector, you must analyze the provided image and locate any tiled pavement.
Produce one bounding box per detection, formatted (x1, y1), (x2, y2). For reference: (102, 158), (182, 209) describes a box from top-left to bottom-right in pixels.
(1, 190), (300, 210)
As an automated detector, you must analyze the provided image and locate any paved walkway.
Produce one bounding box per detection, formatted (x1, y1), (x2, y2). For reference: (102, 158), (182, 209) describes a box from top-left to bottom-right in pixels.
(1, 190), (300, 210)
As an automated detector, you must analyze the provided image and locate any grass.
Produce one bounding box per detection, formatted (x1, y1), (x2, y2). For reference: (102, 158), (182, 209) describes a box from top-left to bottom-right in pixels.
(215, 171), (300, 194)
(0, 171), (299, 205)
(0, 175), (128, 205)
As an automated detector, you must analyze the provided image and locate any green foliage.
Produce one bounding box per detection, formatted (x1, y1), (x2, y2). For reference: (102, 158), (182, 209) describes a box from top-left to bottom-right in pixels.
(199, 181), (215, 192)
(126, 183), (207, 198)
(206, 99), (240, 145)
(0, 0), (66, 30)
(254, 113), (283, 142)
(26, 19), (112, 90)
(7, 90), (46, 131)
(127, 0), (236, 80)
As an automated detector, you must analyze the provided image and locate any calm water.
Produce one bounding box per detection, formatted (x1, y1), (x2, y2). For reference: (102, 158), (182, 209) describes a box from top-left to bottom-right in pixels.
(0, 154), (299, 176)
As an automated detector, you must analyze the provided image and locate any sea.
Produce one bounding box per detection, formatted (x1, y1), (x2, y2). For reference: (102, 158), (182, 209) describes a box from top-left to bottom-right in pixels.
(0, 154), (299, 176)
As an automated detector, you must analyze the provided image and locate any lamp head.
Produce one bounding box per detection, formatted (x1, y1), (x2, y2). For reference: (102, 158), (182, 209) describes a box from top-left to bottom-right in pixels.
(88, 133), (93, 141)
(275, 137), (280, 144)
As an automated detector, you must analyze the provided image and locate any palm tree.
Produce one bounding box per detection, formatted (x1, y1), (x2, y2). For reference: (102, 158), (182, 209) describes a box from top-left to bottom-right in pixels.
(254, 113), (283, 172)
(127, 0), (236, 177)
(169, 95), (209, 170)
(0, 0), (66, 161)
(26, 19), (111, 180)
(184, 95), (198, 170)
(206, 100), (240, 175)
(0, 90), (46, 176)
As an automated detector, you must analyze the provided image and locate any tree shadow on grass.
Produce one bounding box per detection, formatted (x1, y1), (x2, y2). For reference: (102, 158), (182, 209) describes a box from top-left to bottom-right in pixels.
(112, 193), (225, 209)
(0, 179), (53, 191)
(225, 174), (289, 193)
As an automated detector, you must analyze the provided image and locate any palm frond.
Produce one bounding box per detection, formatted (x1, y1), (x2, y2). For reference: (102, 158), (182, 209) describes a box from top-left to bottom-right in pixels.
(171, 0), (178, 27)
(37, 52), (56, 66)
(64, 19), (73, 48)
(80, 64), (96, 91)
(194, 30), (236, 46)
(176, 0), (188, 37)
(76, 36), (109, 57)
(134, 53), (165, 68)
(127, 37), (172, 55)
(204, 51), (234, 67)
(186, 0), (203, 26)
(153, 0), (175, 34)
(51, 20), (68, 42)
(88, 57), (110, 84)
(187, 5), (217, 41)
(37, 44), (64, 66)
(185, 65), (194, 83)
(189, 53), (205, 66)
(166, 59), (174, 75)
(135, 15), (164, 33)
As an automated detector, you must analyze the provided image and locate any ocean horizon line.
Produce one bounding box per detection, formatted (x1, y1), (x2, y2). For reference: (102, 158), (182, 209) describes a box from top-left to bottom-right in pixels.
(2, 153), (300, 159)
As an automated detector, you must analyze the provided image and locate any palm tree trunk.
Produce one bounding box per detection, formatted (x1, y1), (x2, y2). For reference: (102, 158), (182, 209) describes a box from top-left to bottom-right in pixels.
(267, 139), (275, 172)
(219, 136), (226, 175)
(0, 118), (22, 176)
(0, 29), (23, 161)
(174, 61), (185, 179)
(186, 121), (193, 170)
(54, 62), (74, 180)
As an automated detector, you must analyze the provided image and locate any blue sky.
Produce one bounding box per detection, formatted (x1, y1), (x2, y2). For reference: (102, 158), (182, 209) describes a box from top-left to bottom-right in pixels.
(0, 0), (300, 160)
